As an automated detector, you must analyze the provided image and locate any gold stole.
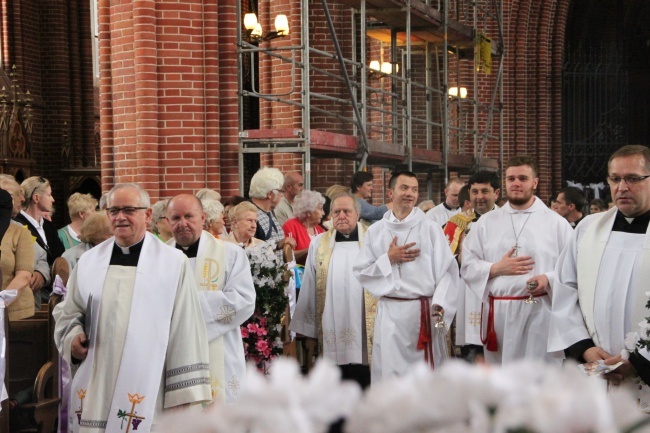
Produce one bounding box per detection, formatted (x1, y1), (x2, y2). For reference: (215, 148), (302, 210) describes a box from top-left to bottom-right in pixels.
(194, 236), (226, 403)
(314, 223), (377, 364)
(444, 211), (475, 254)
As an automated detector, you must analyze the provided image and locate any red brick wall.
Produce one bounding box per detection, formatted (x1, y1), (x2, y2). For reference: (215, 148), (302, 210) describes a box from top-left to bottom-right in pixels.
(96, 0), (572, 204)
(2, 0), (96, 225)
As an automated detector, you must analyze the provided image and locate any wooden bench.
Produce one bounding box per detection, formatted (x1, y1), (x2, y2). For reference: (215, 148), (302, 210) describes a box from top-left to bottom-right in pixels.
(4, 295), (62, 433)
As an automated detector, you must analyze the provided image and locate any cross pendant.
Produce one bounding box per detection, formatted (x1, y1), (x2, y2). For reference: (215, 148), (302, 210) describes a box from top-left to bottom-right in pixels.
(512, 243), (519, 258)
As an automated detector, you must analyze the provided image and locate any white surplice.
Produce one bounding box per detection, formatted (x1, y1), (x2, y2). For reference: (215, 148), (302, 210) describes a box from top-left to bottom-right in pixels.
(461, 197), (572, 365)
(549, 209), (650, 357)
(53, 233), (211, 433)
(353, 208), (458, 381)
(426, 203), (460, 226)
(291, 235), (366, 365)
(171, 231), (256, 402)
(548, 208), (650, 409)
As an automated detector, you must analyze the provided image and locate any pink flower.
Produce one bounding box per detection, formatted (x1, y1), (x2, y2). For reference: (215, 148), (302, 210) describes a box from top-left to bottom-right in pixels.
(256, 339), (269, 353)
(259, 317), (268, 327)
(241, 327), (250, 338)
(247, 323), (261, 334)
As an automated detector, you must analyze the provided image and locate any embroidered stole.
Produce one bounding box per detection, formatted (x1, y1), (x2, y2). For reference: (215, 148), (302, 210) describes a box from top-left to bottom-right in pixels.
(443, 211), (475, 254)
(72, 233), (181, 433)
(193, 235), (226, 404)
(577, 207), (650, 346)
(314, 223), (377, 363)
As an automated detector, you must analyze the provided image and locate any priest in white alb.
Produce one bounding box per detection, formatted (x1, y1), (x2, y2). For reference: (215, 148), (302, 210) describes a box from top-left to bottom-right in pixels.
(291, 193), (376, 388)
(53, 184), (211, 433)
(167, 194), (255, 403)
(354, 171), (459, 382)
(549, 145), (650, 400)
(461, 156), (572, 366)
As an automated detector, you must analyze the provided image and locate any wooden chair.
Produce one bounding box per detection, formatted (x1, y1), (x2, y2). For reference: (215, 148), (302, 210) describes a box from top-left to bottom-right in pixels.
(51, 257), (70, 287)
(5, 293), (63, 433)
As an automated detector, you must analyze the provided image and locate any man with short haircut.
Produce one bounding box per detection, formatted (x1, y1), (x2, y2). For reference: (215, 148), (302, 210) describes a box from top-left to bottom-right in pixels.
(550, 145), (650, 397)
(354, 171), (458, 381)
(350, 171), (393, 224)
(291, 193), (376, 388)
(59, 193), (98, 250)
(555, 186), (586, 228)
(249, 167), (296, 260)
(167, 194), (255, 403)
(427, 178), (464, 226)
(461, 157), (572, 366)
(274, 172), (304, 226)
(54, 184), (212, 432)
(469, 171), (501, 220)
(454, 171), (500, 358)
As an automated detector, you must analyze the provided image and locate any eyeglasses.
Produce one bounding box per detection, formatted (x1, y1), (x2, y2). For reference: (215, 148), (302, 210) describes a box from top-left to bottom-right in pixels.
(606, 174), (650, 186)
(106, 206), (148, 217)
(28, 177), (47, 201)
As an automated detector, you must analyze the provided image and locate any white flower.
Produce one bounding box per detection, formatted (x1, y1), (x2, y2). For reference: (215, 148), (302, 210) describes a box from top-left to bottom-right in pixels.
(626, 331), (641, 351)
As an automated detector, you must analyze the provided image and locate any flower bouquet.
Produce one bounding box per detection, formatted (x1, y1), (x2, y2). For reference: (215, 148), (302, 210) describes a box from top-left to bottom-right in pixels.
(241, 242), (289, 372)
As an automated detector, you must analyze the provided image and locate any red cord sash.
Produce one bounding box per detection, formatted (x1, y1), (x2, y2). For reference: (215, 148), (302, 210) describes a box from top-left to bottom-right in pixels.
(480, 293), (547, 352)
(384, 296), (434, 368)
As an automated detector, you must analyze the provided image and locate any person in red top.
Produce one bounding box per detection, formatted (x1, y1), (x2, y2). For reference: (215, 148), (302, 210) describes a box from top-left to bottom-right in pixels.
(282, 190), (326, 265)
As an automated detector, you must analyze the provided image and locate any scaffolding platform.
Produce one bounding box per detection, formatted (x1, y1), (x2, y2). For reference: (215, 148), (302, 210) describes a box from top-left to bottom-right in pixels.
(337, 0), (474, 47)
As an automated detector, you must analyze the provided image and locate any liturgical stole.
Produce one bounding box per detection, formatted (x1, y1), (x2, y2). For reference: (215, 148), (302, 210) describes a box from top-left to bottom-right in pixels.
(314, 223), (377, 364)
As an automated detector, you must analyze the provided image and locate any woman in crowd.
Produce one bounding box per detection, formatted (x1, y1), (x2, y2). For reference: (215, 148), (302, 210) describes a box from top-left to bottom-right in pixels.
(224, 202), (270, 252)
(223, 196), (247, 233)
(0, 188), (35, 321)
(62, 212), (113, 271)
(151, 199), (173, 242)
(58, 192), (97, 250)
(282, 190), (325, 265)
(589, 198), (607, 214)
(202, 198), (226, 238)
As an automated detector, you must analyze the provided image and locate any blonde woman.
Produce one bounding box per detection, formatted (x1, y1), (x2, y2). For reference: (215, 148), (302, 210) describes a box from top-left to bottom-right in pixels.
(58, 192), (98, 250)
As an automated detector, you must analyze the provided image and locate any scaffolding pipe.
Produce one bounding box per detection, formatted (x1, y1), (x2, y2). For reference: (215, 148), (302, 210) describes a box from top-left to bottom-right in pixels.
(320, 0), (370, 169)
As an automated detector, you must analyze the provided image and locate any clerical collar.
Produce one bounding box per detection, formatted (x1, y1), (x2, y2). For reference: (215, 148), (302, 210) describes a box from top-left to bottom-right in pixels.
(335, 226), (359, 242)
(442, 201), (458, 211)
(612, 210), (650, 234)
(569, 215), (584, 229)
(176, 238), (200, 258)
(109, 238), (145, 266)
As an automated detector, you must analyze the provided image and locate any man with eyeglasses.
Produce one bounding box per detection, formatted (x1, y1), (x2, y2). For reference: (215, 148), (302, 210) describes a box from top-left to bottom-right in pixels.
(167, 193), (255, 403)
(550, 144), (650, 399)
(53, 183), (211, 432)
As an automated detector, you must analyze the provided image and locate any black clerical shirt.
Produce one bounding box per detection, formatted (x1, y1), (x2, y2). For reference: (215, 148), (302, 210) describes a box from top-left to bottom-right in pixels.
(109, 238), (144, 266)
(334, 226), (359, 242)
(176, 238), (200, 258)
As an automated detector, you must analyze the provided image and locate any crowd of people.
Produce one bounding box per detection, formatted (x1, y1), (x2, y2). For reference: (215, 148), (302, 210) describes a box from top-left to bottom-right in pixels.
(1, 144), (649, 432)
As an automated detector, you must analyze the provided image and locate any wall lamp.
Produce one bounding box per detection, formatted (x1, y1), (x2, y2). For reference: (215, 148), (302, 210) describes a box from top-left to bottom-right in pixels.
(368, 61), (399, 79)
(244, 13), (289, 42)
(448, 86), (468, 99)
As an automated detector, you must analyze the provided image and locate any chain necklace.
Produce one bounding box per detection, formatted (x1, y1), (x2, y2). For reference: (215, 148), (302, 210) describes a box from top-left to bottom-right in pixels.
(510, 213), (532, 258)
(389, 226), (415, 273)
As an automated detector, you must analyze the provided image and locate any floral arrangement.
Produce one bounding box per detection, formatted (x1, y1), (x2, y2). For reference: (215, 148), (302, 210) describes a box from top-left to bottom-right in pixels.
(241, 242), (289, 372)
(627, 291), (650, 354)
(160, 357), (650, 433)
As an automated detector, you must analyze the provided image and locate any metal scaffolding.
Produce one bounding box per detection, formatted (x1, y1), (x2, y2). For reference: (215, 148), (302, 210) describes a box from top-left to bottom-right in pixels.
(237, 0), (504, 194)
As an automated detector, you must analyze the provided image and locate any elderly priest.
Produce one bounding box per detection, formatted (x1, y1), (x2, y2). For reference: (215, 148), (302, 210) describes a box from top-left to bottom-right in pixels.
(54, 184), (212, 433)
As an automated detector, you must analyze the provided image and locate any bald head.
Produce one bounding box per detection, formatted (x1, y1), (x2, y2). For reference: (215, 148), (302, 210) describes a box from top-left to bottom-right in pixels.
(284, 172), (304, 201)
(444, 178), (465, 208)
(168, 194), (206, 247)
